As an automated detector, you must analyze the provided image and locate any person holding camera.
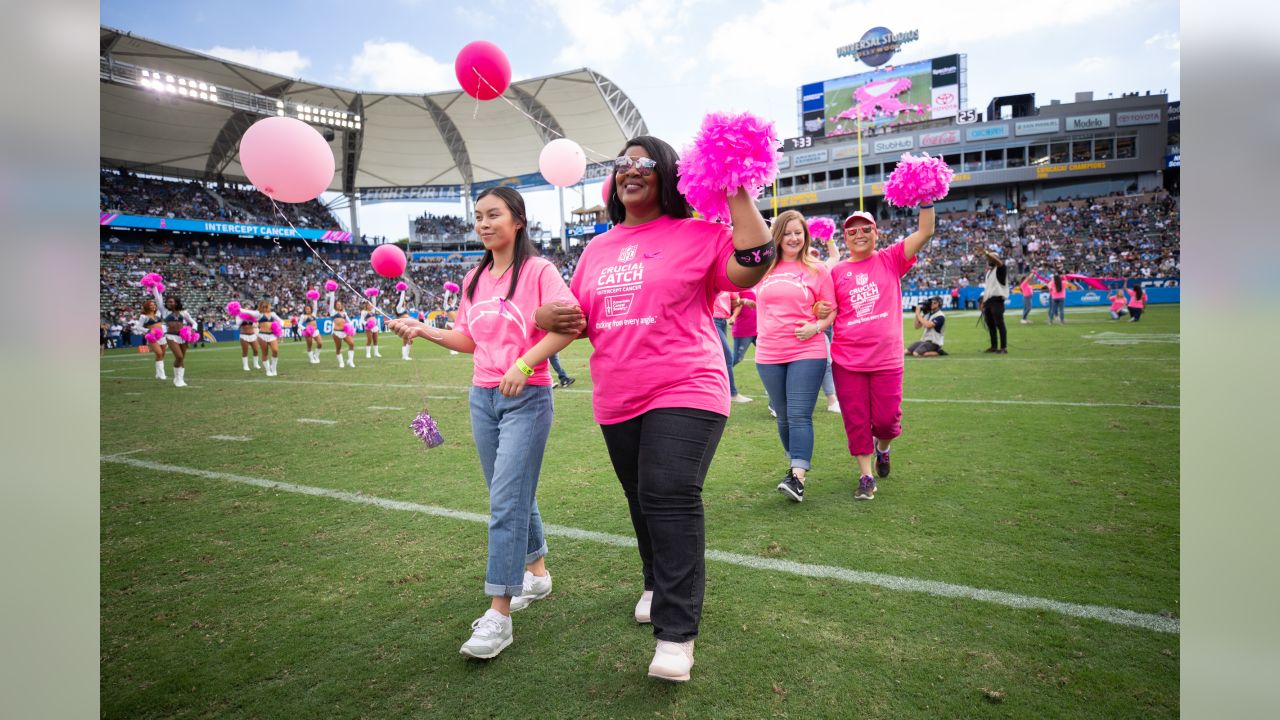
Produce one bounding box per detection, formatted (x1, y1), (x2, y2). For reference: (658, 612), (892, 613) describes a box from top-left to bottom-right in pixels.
(979, 249), (1009, 354)
(906, 297), (947, 357)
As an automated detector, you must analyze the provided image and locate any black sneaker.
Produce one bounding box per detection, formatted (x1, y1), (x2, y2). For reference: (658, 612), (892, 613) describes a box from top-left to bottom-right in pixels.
(874, 447), (891, 478)
(560, 376), (576, 388)
(777, 471), (804, 502)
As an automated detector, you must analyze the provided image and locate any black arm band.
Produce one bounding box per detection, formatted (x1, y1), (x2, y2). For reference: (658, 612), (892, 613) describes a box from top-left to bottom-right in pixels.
(733, 240), (776, 267)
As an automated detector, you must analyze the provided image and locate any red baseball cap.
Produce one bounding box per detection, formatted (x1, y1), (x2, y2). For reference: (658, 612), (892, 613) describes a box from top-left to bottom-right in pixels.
(842, 211), (877, 228)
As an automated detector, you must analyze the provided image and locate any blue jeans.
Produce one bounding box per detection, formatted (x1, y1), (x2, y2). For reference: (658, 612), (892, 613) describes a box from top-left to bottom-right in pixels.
(732, 335), (755, 366)
(1049, 298), (1065, 322)
(548, 352), (569, 382)
(713, 318), (738, 396)
(756, 358), (827, 470)
(469, 385), (554, 597)
(821, 329), (836, 399)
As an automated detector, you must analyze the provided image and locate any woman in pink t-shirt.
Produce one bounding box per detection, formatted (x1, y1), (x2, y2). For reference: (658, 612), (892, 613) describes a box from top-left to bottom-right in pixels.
(1127, 282), (1146, 322)
(1047, 272), (1069, 324)
(387, 187), (576, 661)
(535, 135), (772, 683)
(729, 289), (758, 367)
(1109, 287), (1129, 320)
(1018, 272), (1037, 324)
(753, 210), (836, 502)
(819, 207), (936, 501)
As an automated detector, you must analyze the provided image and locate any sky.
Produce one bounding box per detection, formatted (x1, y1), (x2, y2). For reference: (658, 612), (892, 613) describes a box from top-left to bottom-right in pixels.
(100, 0), (1180, 241)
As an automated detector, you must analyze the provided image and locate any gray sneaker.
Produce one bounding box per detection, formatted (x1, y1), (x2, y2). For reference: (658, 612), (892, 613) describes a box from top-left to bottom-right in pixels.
(508, 571), (552, 612)
(855, 474), (877, 501)
(459, 610), (512, 659)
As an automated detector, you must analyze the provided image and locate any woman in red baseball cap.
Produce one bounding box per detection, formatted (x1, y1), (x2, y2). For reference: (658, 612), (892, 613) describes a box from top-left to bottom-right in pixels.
(820, 205), (936, 501)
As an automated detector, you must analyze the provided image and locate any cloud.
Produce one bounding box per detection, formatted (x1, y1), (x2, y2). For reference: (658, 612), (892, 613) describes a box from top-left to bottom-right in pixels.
(341, 40), (455, 93)
(1145, 31), (1180, 50)
(1072, 56), (1111, 73)
(540, 0), (692, 71)
(454, 6), (495, 27)
(203, 46), (311, 77)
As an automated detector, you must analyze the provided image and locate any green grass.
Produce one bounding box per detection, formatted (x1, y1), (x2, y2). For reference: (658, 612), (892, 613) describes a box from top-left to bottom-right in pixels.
(101, 306), (1179, 718)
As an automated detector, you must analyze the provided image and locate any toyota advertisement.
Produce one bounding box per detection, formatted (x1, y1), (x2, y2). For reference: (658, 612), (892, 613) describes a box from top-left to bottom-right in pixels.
(798, 54), (964, 139)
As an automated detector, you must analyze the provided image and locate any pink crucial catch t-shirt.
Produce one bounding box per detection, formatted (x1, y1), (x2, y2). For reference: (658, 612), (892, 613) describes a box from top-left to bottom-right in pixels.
(830, 241), (917, 372)
(754, 261), (835, 364)
(570, 215), (742, 425)
(453, 256), (575, 388)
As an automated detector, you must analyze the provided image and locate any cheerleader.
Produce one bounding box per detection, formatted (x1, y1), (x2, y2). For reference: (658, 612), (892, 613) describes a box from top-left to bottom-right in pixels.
(237, 307), (260, 372)
(395, 284), (413, 360)
(255, 300), (284, 377)
(161, 293), (195, 388)
(329, 291), (356, 368)
(135, 298), (167, 380)
(301, 295), (322, 363)
(360, 299), (383, 359)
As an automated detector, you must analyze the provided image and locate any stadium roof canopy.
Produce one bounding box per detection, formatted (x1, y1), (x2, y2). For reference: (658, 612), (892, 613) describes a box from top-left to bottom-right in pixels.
(99, 25), (648, 195)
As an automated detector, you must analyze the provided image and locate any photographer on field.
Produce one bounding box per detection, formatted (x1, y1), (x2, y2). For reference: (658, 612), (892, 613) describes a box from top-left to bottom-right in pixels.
(906, 296), (947, 357)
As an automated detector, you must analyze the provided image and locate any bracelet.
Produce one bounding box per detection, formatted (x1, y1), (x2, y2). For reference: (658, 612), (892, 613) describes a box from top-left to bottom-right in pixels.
(515, 357), (534, 377)
(734, 240), (776, 267)
(919, 204), (934, 209)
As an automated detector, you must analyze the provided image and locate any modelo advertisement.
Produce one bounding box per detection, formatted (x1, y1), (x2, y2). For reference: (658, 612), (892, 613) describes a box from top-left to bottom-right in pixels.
(798, 54), (963, 139)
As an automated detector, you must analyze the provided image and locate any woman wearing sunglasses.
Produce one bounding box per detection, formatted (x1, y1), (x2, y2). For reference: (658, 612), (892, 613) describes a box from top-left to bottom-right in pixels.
(818, 208), (936, 501)
(535, 136), (772, 683)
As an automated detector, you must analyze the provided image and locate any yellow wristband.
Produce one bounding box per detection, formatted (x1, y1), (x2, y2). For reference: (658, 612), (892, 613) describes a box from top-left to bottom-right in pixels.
(515, 358), (534, 377)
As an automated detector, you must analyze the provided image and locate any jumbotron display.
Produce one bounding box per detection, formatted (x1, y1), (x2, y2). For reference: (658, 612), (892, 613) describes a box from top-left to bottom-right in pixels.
(798, 54), (964, 139)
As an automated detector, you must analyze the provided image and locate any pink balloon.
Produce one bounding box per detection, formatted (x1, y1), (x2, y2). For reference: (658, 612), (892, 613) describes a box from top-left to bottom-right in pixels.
(371, 244), (407, 278)
(239, 117), (335, 203)
(455, 41), (511, 101)
(539, 138), (586, 188)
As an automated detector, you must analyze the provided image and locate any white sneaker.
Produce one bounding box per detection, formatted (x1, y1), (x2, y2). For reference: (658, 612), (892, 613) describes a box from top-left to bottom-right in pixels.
(508, 571), (552, 612)
(648, 639), (695, 682)
(769, 407), (777, 418)
(450, 350), (459, 355)
(634, 590), (653, 624)
(459, 610), (512, 659)
(1020, 319), (1030, 324)
(732, 394), (753, 404)
(827, 401), (842, 414)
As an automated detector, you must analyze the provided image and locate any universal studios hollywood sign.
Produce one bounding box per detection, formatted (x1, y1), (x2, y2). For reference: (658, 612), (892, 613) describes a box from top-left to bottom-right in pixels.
(837, 27), (920, 67)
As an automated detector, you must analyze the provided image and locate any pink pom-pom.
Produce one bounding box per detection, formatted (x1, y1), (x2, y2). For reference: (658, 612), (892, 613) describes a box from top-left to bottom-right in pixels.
(153, 283), (165, 295)
(443, 281), (460, 294)
(365, 317), (378, 330)
(395, 281), (408, 292)
(324, 280), (338, 292)
(226, 301), (241, 315)
(807, 217), (836, 241)
(271, 321), (283, 336)
(179, 327), (199, 343)
(364, 287), (380, 298)
(145, 327), (164, 342)
(883, 152), (954, 208)
(676, 111), (781, 222)
(140, 273), (161, 288)
(306, 289), (320, 301)
(238, 311), (258, 323)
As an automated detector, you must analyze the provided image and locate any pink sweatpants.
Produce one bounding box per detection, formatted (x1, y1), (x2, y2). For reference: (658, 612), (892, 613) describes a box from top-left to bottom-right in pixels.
(831, 364), (903, 457)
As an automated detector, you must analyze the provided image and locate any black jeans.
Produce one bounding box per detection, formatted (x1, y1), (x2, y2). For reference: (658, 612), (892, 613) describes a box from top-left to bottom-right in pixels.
(600, 408), (727, 643)
(983, 296), (1008, 349)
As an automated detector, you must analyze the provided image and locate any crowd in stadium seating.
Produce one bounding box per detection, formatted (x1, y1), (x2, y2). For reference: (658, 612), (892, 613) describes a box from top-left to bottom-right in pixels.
(413, 212), (472, 239)
(100, 187), (1177, 332)
(101, 169), (336, 229)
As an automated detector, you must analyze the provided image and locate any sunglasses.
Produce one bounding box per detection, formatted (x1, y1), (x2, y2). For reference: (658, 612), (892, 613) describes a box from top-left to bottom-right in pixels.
(613, 156), (658, 176)
(844, 225), (876, 235)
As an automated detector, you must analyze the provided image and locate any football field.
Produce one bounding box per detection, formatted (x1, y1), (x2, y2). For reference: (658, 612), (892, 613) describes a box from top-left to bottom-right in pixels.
(100, 306), (1179, 718)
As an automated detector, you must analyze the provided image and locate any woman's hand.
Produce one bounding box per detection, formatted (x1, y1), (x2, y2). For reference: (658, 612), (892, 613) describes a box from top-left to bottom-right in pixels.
(535, 301), (586, 334)
(386, 318), (424, 342)
(499, 364), (529, 397)
(813, 300), (834, 320)
(795, 321), (818, 341)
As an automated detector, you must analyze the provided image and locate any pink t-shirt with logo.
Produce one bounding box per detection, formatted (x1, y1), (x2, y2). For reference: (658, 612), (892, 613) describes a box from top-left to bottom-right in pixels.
(569, 215), (742, 425)
(754, 261), (835, 364)
(1127, 288), (1145, 309)
(1109, 292), (1127, 311)
(830, 241), (917, 372)
(1049, 279), (1067, 299)
(453, 256), (575, 388)
(732, 289), (758, 338)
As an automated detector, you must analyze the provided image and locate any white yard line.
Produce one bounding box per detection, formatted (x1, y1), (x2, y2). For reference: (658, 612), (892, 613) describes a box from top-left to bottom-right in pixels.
(296, 418), (337, 425)
(208, 435), (252, 442)
(100, 454), (1179, 635)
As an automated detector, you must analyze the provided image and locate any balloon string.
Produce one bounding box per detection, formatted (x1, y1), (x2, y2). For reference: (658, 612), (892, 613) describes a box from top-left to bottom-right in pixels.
(471, 68), (615, 168)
